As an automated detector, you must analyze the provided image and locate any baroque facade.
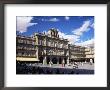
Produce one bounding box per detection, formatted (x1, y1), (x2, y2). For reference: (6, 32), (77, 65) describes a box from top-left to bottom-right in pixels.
(34, 28), (69, 65)
(16, 28), (94, 64)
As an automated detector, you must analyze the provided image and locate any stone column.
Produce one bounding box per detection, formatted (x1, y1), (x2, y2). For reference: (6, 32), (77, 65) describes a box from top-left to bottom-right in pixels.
(67, 57), (69, 66)
(57, 57), (59, 65)
(63, 58), (66, 67)
(36, 47), (39, 62)
(43, 48), (47, 65)
(43, 56), (47, 65)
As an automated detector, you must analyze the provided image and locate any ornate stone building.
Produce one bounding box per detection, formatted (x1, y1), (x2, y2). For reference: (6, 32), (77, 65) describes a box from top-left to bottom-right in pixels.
(16, 35), (37, 62)
(85, 47), (94, 62)
(34, 28), (69, 65)
(69, 44), (94, 62)
(69, 44), (86, 62)
(16, 28), (94, 64)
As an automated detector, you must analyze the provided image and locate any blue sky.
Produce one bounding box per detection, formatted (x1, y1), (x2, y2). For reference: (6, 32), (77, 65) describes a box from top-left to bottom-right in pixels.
(16, 16), (94, 46)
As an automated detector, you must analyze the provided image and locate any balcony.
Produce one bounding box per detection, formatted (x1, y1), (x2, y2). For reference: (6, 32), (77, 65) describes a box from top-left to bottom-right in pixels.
(16, 54), (36, 58)
(17, 46), (36, 51)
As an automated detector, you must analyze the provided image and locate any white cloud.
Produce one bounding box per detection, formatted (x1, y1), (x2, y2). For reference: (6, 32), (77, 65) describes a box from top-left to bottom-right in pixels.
(17, 16), (37, 33)
(75, 38), (94, 47)
(71, 19), (94, 46)
(40, 18), (59, 22)
(58, 30), (80, 44)
(57, 19), (94, 45)
(49, 18), (59, 22)
(90, 23), (94, 29)
(65, 16), (70, 20)
(72, 20), (91, 36)
(58, 30), (94, 46)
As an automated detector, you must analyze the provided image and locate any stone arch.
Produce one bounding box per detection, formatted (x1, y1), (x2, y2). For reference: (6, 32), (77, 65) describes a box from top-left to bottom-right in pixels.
(39, 56), (44, 63)
(59, 57), (62, 64)
(52, 57), (58, 64)
(64, 57), (67, 64)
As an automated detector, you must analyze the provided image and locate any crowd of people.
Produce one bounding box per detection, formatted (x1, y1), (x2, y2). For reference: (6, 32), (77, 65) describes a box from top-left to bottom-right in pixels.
(16, 61), (94, 74)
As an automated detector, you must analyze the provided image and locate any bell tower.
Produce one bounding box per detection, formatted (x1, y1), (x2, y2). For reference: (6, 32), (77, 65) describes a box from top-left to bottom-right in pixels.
(48, 28), (59, 38)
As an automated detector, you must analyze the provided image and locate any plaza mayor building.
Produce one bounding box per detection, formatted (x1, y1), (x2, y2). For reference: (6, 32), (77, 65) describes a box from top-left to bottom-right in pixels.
(16, 28), (94, 64)
(69, 44), (94, 62)
(16, 35), (37, 62)
(34, 28), (69, 65)
(69, 44), (86, 61)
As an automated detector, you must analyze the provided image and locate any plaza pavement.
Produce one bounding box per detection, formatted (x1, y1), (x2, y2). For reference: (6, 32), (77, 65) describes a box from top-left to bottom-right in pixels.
(28, 62), (94, 70)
